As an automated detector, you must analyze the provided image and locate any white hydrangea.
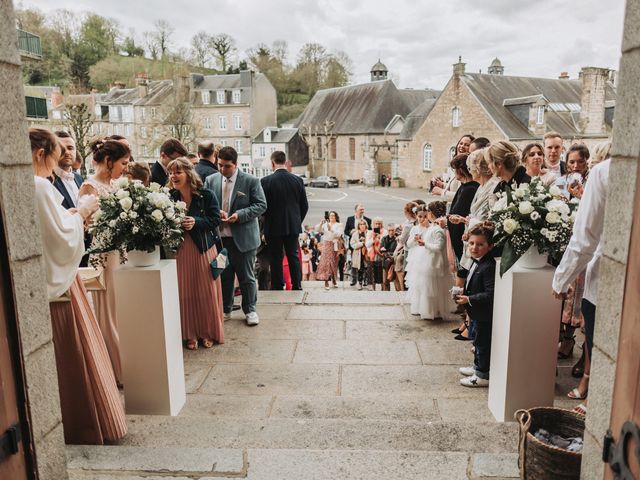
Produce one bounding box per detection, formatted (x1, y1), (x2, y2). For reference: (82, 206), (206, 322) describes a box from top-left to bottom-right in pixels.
(503, 218), (519, 234)
(129, 211), (138, 219)
(151, 209), (164, 222)
(119, 212), (128, 219)
(518, 201), (534, 215)
(119, 197), (133, 210)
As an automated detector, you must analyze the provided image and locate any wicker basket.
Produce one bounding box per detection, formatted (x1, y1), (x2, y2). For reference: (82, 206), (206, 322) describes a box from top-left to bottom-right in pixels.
(515, 407), (585, 480)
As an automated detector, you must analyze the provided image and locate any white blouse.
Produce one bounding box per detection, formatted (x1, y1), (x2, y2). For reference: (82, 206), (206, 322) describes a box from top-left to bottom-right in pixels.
(552, 160), (610, 304)
(315, 221), (344, 242)
(34, 176), (85, 300)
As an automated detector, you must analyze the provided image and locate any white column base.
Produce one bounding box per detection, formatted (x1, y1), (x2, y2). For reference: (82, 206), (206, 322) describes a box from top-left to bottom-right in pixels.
(488, 261), (561, 422)
(115, 260), (185, 416)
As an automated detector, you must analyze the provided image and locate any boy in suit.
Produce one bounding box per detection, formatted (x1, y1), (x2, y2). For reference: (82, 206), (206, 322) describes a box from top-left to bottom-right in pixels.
(455, 224), (496, 387)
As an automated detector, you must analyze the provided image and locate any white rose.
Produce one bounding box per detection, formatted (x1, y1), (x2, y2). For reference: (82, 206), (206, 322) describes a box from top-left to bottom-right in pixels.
(149, 182), (161, 192)
(530, 211), (541, 221)
(518, 201), (534, 215)
(129, 211), (138, 219)
(546, 212), (561, 224)
(503, 218), (519, 234)
(165, 208), (175, 220)
(115, 189), (129, 199)
(114, 177), (129, 189)
(545, 199), (565, 213)
(514, 186), (527, 198)
(151, 209), (164, 222)
(119, 197), (133, 210)
(549, 185), (562, 197)
(176, 201), (187, 210)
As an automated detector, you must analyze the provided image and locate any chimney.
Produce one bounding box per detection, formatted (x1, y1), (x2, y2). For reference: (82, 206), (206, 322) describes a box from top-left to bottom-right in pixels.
(558, 72), (569, 79)
(112, 81), (126, 90)
(51, 87), (63, 108)
(174, 75), (190, 103)
(240, 69), (254, 88)
(135, 72), (149, 98)
(579, 66), (609, 135)
(453, 56), (466, 76)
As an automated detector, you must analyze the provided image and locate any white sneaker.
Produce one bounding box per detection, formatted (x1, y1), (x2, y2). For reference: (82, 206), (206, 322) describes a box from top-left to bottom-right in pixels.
(224, 311), (231, 321)
(460, 374), (489, 388)
(245, 312), (259, 326)
(458, 366), (475, 376)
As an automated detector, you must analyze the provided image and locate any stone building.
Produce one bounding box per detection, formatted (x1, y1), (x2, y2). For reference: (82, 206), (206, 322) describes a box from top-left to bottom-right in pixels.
(295, 60), (438, 184)
(398, 57), (617, 189)
(251, 127), (309, 177)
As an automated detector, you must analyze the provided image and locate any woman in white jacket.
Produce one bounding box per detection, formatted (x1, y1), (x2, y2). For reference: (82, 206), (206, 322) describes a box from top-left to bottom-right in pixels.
(349, 219), (370, 290)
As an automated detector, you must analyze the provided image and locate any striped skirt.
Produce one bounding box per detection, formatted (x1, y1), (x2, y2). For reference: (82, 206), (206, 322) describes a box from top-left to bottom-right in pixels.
(49, 274), (127, 444)
(176, 235), (224, 343)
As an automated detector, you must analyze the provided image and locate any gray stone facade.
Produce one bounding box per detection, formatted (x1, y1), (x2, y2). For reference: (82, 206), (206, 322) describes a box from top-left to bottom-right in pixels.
(581, 0), (640, 478)
(0, 1), (68, 478)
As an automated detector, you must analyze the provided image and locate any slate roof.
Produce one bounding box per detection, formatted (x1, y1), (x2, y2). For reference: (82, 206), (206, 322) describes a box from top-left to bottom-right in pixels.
(99, 80), (173, 106)
(253, 127), (298, 143)
(191, 72), (267, 91)
(294, 80), (439, 135)
(461, 73), (616, 139)
(398, 98), (438, 140)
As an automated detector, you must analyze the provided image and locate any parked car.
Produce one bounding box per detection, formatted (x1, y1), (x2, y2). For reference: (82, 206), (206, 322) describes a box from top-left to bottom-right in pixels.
(309, 176), (340, 188)
(295, 173), (309, 186)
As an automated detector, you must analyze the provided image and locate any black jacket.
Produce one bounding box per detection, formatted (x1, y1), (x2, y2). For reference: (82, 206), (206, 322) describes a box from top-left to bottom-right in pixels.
(260, 168), (308, 237)
(170, 188), (220, 253)
(51, 171), (83, 210)
(448, 181), (479, 260)
(345, 215), (372, 239)
(493, 166), (531, 195)
(463, 255), (496, 323)
(151, 161), (168, 187)
(194, 159), (218, 183)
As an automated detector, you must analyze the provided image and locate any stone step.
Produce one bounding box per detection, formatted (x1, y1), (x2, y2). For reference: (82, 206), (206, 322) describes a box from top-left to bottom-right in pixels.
(66, 445), (519, 479)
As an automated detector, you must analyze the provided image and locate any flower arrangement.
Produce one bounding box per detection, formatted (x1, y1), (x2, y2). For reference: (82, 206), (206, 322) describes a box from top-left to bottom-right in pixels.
(490, 177), (579, 276)
(88, 178), (187, 266)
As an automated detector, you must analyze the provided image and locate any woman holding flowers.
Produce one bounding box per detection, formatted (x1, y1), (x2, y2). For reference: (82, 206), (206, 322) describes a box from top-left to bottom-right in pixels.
(168, 157), (224, 350)
(79, 139), (130, 385)
(32, 128), (126, 444)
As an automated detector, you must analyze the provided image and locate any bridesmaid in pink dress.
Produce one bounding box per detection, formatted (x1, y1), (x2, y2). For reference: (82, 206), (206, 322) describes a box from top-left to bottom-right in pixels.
(79, 139), (131, 386)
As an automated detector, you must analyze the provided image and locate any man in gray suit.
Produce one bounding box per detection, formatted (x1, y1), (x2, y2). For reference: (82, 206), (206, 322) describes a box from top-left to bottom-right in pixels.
(204, 147), (267, 325)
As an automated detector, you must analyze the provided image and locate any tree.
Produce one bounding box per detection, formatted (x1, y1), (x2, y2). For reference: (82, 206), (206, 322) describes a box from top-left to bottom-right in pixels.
(209, 33), (235, 71)
(122, 36), (145, 56)
(153, 20), (174, 57)
(143, 31), (159, 60)
(63, 103), (93, 176)
(190, 31), (213, 67)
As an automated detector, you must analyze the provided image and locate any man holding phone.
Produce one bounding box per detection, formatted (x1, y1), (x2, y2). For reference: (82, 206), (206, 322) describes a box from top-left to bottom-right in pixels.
(344, 204), (371, 286)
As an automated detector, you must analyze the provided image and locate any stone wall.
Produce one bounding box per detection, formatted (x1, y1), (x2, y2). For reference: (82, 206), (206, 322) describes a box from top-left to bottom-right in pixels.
(0, 1), (68, 478)
(581, 0), (640, 478)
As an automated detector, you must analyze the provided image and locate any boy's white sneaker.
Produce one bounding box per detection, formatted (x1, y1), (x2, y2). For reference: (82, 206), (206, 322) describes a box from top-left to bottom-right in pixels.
(460, 374), (489, 388)
(245, 312), (259, 326)
(458, 366), (475, 376)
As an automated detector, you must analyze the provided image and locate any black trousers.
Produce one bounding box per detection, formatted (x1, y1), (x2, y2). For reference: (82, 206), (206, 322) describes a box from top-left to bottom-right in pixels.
(473, 319), (492, 380)
(581, 299), (596, 360)
(266, 234), (302, 290)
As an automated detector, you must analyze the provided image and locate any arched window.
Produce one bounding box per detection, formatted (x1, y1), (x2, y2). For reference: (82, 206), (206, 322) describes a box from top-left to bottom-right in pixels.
(449, 146), (456, 160)
(452, 106), (460, 127)
(422, 144), (433, 171)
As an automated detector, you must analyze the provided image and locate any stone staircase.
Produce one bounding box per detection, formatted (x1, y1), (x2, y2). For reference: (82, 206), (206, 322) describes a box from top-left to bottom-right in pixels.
(67, 281), (579, 479)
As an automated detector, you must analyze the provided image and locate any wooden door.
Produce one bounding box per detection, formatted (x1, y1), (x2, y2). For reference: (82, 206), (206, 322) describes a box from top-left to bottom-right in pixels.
(604, 161), (640, 479)
(0, 214), (32, 479)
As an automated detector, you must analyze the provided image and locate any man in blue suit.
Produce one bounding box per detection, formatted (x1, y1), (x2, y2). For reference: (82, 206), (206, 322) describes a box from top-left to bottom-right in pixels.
(52, 131), (83, 210)
(204, 147), (267, 326)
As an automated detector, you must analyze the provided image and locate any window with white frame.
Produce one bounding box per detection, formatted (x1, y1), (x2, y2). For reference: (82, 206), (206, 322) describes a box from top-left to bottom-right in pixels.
(449, 146), (456, 160)
(219, 115), (227, 130)
(94, 104), (102, 118)
(153, 127), (159, 138)
(201, 91), (210, 104)
(140, 126), (147, 138)
(452, 106), (460, 127)
(203, 117), (211, 129)
(536, 105), (545, 125)
(52, 110), (62, 120)
(140, 107), (146, 121)
(233, 114), (242, 130)
(235, 140), (242, 153)
(216, 90), (226, 104)
(259, 146), (266, 157)
(124, 106), (134, 122)
(220, 139), (227, 147)
(270, 146), (277, 154)
(232, 90), (241, 103)
(422, 144), (433, 171)
(151, 107), (157, 119)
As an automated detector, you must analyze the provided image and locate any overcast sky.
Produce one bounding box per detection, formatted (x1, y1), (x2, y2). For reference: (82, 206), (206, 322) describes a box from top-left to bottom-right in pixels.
(17, 0), (626, 90)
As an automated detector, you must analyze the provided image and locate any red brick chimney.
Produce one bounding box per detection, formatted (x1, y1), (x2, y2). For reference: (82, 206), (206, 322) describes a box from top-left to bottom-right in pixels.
(558, 72), (569, 79)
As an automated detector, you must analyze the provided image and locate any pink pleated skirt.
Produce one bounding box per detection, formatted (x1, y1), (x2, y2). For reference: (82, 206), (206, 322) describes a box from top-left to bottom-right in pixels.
(176, 235), (225, 344)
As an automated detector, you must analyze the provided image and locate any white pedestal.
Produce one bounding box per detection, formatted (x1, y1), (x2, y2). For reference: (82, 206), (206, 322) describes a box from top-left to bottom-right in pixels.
(115, 260), (185, 416)
(488, 261), (561, 422)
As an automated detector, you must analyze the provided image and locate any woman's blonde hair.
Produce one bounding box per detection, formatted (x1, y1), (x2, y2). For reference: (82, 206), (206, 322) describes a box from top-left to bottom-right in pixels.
(484, 140), (521, 172)
(167, 157), (203, 191)
(356, 218), (369, 229)
(590, 141), (612, 168)
(467, 148), (491, 177)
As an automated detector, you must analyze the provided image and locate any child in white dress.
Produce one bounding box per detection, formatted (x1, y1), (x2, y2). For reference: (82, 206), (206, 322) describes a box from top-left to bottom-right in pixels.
(405, 202), (450, 319)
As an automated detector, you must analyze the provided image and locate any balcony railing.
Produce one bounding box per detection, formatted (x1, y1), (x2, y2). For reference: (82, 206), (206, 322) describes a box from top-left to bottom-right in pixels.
(17, 29), (42, 60)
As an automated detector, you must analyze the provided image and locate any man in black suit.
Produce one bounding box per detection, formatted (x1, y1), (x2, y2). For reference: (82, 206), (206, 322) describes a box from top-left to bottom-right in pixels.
(194, 140), (218, 182)
(151, 138), (188, 186)
(260, 151), (308, 290)
(52, 131), (83, 210)
(344, 204), (371, 286)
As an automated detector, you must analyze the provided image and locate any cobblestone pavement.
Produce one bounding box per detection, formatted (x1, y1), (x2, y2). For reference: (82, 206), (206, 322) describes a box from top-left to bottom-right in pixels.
(68, 281), (581, 479)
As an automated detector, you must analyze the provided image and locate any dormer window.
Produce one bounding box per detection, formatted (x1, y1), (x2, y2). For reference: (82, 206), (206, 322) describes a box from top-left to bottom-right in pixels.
(201, 91), (210, 104)
(232, 90), (241, 103)
(536, 105), (545, 125)
(216, 90), (226, 104)
(452, 107), (460, 127)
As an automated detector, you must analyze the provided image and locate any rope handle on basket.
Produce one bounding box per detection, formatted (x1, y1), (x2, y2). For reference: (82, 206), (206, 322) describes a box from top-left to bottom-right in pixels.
(515, 409), (531, 479)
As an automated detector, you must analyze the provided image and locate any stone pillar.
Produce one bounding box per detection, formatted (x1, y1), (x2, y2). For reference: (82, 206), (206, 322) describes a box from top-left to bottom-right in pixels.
(0, 1), (68, 478)
(580, 1), (640, 478)
(579, 66), (610, 135)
